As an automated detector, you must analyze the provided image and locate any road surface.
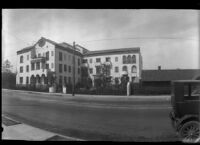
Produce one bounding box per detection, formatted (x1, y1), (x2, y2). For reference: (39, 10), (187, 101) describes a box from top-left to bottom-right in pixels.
(2, 89), (179, 141)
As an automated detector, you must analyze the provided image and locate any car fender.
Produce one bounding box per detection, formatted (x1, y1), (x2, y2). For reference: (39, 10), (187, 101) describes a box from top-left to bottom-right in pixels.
(177, 114), (200, 131)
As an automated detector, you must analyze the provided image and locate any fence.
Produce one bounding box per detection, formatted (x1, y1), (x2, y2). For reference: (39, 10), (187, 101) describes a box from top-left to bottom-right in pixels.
(13, 83), (171, 95)
(131, 83), (171, 95)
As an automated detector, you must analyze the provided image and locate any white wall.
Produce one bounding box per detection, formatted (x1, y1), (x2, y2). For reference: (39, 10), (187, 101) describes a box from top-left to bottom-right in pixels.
(16, 41), (56, 85)
(16, 51), (31, 84)
(55, 48), (82, 85)
(84, 52), (142, 84)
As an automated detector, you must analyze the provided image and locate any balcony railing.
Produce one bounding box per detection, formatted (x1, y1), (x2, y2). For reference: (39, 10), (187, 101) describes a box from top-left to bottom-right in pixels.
(81, 62), (89, 67)
(31, 57), (46, 63)
(94, 61), (102, 66)
(30, 68), (48, 75)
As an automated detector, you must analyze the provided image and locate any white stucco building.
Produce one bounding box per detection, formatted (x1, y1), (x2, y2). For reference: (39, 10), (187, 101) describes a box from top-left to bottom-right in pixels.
(83, 48), (143, 86)
(16, 37), (83, 87)
(16, 37), (142, 88)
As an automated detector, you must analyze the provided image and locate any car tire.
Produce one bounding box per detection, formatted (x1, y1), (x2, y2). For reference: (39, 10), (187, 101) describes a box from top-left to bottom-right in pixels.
(179, 121), (200, 143)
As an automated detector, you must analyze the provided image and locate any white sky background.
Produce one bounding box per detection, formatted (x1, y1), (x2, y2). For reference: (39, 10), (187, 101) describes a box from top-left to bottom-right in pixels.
(2, 9), (200, 71)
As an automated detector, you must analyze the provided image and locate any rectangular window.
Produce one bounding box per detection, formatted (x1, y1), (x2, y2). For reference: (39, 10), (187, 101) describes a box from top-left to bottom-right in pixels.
(31, 63), (35, 70)
(96, 58), (101, 62)
(83, 59), (88, 63)
(69, 66), (71, 73)
(46, 63), (49, 69)
(20, 56), (23, 63)
(59, 64), (62, 73)
(78, 68), (80, 74)
(46, 51), (49, 61)
(26, 65), (29, 72)
(64, 64), (67, 72)
(51, 51), (54, 56)
(105, 65), (111, 76)
(64, 54), (66, 60)
(38, 53), (41, 57)
(78, 58), (80, 66)
(20, 66), (23, 73)
(59, 52), (62, 61)
(106, 57), (110, 62)
(115, 67), (119, 73)
(115, 57), (118, 62)
(20, 77), (23, 84)
(41, 63), (45, 69)
(89, 68), (93, 74)
(96, 66), (101, 75)
(64, 76), (67, 85)
(26, 76), (29, 84)
(27, 55), (29, 61)
(90, 58), (92, 63)
(68, 77), (71, 84)
(36, 62), (40, 70)
(51, 63), (54, 68)
(59, 76), (62, 85)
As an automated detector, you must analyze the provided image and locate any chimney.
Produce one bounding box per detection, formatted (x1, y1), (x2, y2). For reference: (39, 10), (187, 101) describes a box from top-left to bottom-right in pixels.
(158, 66), (161, 70)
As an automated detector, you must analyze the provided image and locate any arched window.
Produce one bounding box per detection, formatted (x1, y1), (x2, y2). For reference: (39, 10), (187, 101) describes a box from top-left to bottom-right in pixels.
(127, 55), (131, 63)
(20, 56), (23, 63)
(122, 66), (128, 72)
(132, 55), (136, 63)
(123, 55), (127, 64)
(131, 65), (137, 73)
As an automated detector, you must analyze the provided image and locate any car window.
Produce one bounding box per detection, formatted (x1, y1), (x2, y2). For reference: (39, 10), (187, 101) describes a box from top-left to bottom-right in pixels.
(191, 85), (200, 96)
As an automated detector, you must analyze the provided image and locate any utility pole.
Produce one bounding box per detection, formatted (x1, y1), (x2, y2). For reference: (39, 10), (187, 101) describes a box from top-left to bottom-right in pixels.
(72, 41), (76, 96)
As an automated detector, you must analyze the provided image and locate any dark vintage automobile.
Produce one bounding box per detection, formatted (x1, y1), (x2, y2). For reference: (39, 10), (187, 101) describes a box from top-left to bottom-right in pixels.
(169, 80), (200, 142)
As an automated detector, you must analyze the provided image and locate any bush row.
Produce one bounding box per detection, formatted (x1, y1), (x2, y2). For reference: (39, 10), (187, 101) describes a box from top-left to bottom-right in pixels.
(15, 84), (49, 92)
(9, 84), (171, 95)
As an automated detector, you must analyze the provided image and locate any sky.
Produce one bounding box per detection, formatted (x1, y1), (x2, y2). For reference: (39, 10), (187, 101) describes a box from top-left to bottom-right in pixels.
(2, 9), (200, 71)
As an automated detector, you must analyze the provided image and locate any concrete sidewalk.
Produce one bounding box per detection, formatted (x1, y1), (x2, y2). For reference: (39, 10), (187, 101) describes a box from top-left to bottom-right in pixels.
(2, 89), (171, 100)
(2, 115), (84, 141)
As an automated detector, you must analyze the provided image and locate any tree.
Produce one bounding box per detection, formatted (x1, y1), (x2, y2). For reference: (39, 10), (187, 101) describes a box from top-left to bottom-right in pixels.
(2, 59), (13, 73)
(94, 64), (112, 88)
(2, 60), (16, 89)
(120, 75), (129, 89)
(47, 70), (56, 86)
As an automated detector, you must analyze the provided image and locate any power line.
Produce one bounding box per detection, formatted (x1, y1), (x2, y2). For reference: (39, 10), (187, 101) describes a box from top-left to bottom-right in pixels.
(77, 37), (198, 44)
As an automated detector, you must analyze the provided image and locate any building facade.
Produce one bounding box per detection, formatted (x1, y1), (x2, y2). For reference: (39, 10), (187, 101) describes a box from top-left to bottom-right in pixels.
(16, 37), (143, 88)
(82, 48), (143, 86)
(16, 37), (83, 87)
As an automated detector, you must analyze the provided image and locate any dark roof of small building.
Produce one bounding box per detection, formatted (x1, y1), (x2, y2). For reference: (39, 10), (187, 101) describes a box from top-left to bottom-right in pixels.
(172, 80), (200, 83)
(142, 69), (200, 82)
(84, 47), (140, 57)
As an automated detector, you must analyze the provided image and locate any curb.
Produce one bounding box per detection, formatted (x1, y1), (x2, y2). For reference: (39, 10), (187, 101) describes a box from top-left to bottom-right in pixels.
(2, 115), (85, 141)
(2, 89), (171, 100)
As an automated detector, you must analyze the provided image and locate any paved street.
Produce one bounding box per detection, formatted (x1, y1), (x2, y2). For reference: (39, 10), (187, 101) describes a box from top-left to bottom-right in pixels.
(2, 89), (179, 141)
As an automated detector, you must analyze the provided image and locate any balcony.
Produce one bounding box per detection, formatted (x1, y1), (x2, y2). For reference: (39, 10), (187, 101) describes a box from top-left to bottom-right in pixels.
(31, 57), (46, 63)
(30, 68), (48, 76)
(94, 61), (102, 66)
(103, 61), (112, 67)
(81, 62), (89, 67)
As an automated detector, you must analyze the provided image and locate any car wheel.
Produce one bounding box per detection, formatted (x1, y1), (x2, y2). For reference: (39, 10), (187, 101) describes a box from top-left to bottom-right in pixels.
(179, 121), (200, 143)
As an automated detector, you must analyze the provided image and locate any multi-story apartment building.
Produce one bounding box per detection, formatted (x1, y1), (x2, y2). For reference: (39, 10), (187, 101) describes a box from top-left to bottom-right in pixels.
(16, 37), (142, 88)
(82, 48), (143, 86)
(16, 37), (84, 87)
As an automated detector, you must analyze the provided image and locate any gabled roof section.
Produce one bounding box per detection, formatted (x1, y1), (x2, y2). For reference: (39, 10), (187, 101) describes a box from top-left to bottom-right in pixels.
(142, 69), (200, 82)
(59, 42), (73, 48)
(17, 45), (35, 54)
(84, 47), (140, 57)
(17, 37), (82, 56)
